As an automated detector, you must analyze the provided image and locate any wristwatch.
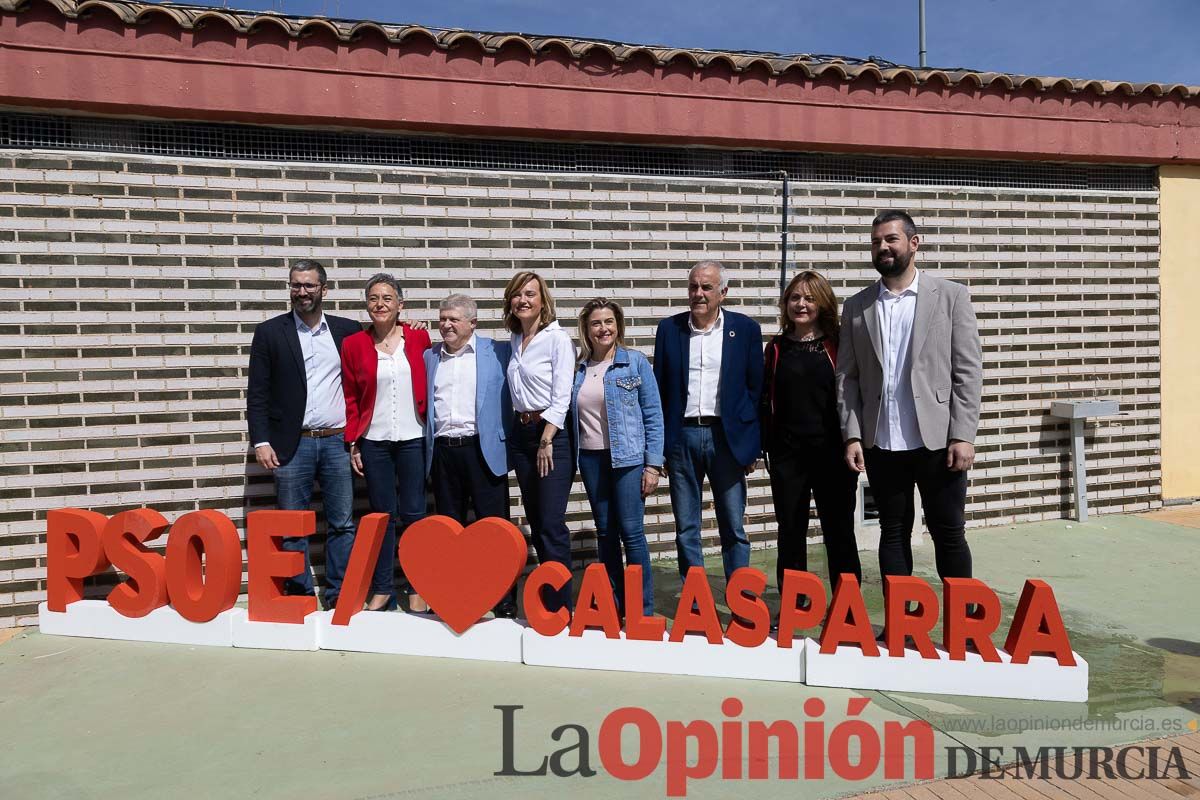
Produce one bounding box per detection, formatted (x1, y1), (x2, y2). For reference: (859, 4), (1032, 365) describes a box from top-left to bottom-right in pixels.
(539, 439), (553, 449)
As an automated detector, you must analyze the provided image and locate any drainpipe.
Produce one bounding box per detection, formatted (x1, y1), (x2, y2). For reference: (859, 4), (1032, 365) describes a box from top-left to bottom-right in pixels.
(779, 169), (789, 293)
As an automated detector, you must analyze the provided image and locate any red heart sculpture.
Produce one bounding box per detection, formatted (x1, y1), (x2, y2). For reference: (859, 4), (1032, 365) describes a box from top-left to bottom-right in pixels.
(398, 515), (528, 634)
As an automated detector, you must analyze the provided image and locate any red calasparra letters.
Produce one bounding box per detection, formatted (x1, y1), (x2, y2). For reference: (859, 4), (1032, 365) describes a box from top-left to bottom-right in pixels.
(44, 509), (1077, 665)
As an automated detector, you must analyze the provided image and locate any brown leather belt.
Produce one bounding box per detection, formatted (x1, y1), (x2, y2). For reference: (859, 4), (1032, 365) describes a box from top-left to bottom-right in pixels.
(300, 427), (345, 438)
(516, 410), (545, 425)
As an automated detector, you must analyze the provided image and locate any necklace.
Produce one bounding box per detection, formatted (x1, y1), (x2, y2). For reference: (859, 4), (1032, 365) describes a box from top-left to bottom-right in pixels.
(375, 328), (402, 352)
(792, 327), (822, 342)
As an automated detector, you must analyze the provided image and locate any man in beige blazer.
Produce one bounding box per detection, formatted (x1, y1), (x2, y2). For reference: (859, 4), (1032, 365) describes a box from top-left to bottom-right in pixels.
(836, 210), (983, 587)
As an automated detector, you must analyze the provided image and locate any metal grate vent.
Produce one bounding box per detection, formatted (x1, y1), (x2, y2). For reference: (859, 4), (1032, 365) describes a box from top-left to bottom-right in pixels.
(1, 111), (1158, 191)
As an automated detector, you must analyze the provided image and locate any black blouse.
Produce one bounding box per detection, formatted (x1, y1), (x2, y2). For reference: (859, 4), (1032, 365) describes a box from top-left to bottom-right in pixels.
(768, 335), (840, 449)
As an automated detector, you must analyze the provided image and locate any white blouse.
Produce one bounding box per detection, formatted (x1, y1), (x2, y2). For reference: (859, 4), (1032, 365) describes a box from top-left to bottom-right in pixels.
(507, 321), (575, 429)
(364, 349), (424, 442)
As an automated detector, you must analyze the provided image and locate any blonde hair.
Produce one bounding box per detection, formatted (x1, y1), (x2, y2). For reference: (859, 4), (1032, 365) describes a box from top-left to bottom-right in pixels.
(778, 270), (840, 339)
(576, 298), (627, 363)
(502, 271), (556, 334)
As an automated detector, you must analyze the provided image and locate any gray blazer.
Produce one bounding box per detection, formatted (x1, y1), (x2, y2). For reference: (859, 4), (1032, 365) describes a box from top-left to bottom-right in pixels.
(836, 271), (983, 450)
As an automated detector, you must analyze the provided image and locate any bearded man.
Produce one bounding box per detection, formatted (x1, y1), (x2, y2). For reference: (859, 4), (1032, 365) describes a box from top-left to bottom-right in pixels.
(836, 211), (983, 592)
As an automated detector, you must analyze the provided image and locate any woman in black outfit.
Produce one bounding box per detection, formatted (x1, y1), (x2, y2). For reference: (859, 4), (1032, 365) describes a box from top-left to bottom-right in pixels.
(762, 270), (862, 592)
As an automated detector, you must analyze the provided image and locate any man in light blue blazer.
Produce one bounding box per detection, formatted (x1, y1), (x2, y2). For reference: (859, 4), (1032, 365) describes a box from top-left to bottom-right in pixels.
(424, 293), (516, 616)
(653, 261), (764, 581)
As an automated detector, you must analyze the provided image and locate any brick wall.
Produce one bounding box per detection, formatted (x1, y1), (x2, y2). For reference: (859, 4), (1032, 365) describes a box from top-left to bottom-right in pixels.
(0, 150), (1162, 627)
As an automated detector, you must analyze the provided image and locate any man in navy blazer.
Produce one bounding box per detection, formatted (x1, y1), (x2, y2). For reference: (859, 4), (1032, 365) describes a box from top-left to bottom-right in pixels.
(424, 294), (517, 617)
(654, 261), (764, 581)
(246, 260), (362, 606)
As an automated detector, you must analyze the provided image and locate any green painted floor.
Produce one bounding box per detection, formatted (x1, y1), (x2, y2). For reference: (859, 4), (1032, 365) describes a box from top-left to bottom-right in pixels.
(1, 515), (1197, 799)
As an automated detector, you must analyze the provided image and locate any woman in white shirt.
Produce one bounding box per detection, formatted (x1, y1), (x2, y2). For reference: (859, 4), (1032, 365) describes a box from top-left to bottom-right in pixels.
(341, 274), (431, 612)
(504, 271), (576, 613)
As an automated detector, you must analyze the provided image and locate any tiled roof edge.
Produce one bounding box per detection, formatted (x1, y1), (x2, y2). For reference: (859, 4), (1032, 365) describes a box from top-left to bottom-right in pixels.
(8, 0), (1199, 101)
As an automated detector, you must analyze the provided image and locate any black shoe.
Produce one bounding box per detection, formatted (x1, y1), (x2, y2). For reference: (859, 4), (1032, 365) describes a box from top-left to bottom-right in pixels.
(493, 599), (518, 619)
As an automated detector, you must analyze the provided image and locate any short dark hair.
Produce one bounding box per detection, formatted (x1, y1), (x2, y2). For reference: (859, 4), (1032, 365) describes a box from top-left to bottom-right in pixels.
(871, 210), (917, 239)
(364, 272), (402, 300)
(290, 259), (328, 284)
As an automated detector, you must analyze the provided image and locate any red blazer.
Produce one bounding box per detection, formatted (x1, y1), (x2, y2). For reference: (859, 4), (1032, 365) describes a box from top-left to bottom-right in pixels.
(340, 324), (431, 444)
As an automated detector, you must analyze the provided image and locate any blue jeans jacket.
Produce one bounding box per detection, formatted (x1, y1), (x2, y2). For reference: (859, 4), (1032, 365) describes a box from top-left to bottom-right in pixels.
(571, 346), (665, 469)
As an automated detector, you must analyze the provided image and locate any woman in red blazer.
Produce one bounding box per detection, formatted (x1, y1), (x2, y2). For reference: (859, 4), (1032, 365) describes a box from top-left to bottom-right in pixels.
(341, 273), (431, 612)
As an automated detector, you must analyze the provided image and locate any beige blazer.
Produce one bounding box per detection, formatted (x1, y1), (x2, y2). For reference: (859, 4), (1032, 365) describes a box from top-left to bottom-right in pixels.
(836, 271), (983, 450)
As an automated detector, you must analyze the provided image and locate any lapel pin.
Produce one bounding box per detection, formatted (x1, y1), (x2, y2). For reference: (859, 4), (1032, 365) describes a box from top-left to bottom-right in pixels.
(729, 330), (736, 338)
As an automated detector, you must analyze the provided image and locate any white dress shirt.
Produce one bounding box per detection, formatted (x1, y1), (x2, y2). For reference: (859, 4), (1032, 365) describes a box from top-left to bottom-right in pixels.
(685, 310), (724, 418)
(364, 348), (424, 442)
(297, 311), (346, 430)
(433, 336), (478, 438)
(507, 321), (575, 429)
(874, 270), (923, 451)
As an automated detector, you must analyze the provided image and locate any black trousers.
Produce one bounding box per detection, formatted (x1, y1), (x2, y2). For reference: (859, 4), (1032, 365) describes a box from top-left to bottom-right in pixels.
(510, 418), (574, 613)
(431, 437), (511, 523)
(432, 435), (517, 609)
(864, 446), (972, 580)
(768, 441), (861, 590)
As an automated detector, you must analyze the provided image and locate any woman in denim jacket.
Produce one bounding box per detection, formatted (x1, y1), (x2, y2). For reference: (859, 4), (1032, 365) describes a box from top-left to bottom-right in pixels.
(571, 299), (665, 617)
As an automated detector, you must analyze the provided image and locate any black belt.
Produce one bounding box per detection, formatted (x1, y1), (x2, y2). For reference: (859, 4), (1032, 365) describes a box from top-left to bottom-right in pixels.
(683, 416), (720, 427)
(436, 434), (478, 448)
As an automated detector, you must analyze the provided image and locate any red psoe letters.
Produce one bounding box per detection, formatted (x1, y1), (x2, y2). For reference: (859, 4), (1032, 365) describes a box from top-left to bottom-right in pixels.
(725, 568), (771, 647)
(942, 577), (1002, 662)
(569, 563), (622, 638)
(525, 562), (571, 636)
(819, 575), (879, 656)
(331, 513), (389, 626)
(669, 567), (724, 644)
(1003, 579), (1076, 666)
(398, 515), (528, 634)
(164, 510), (242, 622)
(883, 575), (940, 659)
(622, 565), (666, 641)
(777, 569), (827, 648)
(46, 508), (110, 611)
(246, 510), (317, 623)
(103, 508), (169, 618)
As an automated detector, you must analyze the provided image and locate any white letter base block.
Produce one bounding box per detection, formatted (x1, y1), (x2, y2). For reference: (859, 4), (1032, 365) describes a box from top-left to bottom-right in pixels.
(521, 628), (805, 683)
(38, 600), (235, 647)
(231, 608), (320, 651)
(316, 611), (524, 663)
(803, 639), (1088, 702)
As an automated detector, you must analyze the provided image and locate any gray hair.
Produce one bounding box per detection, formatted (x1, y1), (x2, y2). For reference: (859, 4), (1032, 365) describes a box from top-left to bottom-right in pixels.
(364, 272), (402, 300)
(689, 260), (729, 291)
(439, 293), (477, 321)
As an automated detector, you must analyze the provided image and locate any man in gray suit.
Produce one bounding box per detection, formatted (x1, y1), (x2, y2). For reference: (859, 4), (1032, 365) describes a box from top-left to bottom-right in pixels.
(837, 210), (983, 585)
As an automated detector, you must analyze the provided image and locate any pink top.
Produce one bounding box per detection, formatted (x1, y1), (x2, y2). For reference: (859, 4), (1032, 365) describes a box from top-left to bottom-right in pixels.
(576, 361), (611, 450)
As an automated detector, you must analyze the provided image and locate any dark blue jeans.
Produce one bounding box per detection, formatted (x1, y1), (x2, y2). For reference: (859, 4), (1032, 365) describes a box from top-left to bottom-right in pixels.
(578, 449), (654, 617)
(666, 422), (750, 581)
(273, 434), (355, 607)
(359, 437), (427, 599)
(510, 418), (574, 613)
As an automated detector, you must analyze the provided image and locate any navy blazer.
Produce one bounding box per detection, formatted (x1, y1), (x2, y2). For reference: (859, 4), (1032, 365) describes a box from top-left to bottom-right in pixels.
(423, 335), (513, 478)
(653, 309), (764, 467)
(246, 311), (362, 466)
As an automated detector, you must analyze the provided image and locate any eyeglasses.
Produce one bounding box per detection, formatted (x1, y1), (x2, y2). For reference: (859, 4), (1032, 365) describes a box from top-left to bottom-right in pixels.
(288, 282), (323, 292)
